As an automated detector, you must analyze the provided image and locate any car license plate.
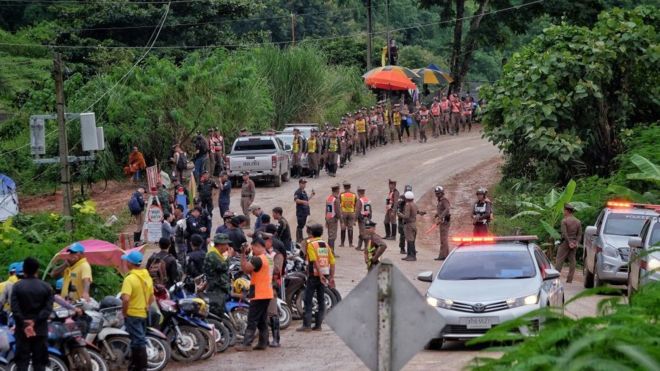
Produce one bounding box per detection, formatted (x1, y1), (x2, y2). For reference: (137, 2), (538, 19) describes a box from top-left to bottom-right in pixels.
(460, 317), (498, 329)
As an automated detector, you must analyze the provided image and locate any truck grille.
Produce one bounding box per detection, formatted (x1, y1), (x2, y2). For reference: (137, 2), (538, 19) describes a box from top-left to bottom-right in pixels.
(450, 300), (509, 313)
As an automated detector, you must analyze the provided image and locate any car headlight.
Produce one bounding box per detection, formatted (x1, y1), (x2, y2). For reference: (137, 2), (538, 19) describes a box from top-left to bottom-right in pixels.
(602, 245), (619, 258)
(647, 258), (660, 271)
(426, 296), (453, 309)
(506, 294), (539, 308)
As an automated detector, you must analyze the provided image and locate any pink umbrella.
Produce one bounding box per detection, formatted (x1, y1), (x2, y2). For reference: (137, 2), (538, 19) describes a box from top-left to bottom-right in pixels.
(53, 239), (146, 275)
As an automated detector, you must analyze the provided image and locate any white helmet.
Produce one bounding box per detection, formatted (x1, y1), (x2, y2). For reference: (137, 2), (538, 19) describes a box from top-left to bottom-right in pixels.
(404, 191), (414, 200)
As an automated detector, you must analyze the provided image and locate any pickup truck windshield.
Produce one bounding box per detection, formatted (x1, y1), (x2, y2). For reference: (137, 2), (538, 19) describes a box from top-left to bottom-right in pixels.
(604, 213), (651, 236)
(233, 139), (276, 151)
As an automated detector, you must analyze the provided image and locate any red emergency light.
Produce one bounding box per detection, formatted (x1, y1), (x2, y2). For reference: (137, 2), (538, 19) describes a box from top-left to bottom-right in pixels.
(451, 235), (538, 244)
(606, 201), (660, 210)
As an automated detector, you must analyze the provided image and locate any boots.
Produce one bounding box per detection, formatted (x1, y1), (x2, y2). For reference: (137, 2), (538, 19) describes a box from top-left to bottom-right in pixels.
(253, 328), (269, 350)
(340, 229), (346, 247)
(390, 224), (397, 240)
(269, 317), (280, 348)
(236, 329), (256, 351)
(356, 237), (363, 251)
(129, 347), (148, 371)
(348, 229), (354, 248)
(384, 223), (391, 239)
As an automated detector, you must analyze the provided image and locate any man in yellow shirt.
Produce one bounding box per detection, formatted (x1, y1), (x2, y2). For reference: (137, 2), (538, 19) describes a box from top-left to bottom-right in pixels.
(121, 250), (153, 371)
(51, 243), (92, 301)
(0, 262), (20, 324)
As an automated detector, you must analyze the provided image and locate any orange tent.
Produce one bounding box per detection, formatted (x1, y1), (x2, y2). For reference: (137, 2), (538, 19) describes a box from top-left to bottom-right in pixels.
(365, 70), (416, 90)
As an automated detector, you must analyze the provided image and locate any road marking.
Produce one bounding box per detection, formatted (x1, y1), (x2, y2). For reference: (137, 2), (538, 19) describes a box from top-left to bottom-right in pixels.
(421, 147), (475, 166)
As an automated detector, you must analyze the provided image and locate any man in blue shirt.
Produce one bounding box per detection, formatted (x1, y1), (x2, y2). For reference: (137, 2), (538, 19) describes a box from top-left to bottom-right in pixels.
(293, 179), (315, 243)
(250, 205), (270, 233)
(218, 171), (232, 218)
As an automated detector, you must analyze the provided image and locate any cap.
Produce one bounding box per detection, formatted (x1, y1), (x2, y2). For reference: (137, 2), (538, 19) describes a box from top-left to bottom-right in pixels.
(434, 186), (445, 193)
(8, 262), (18, 273)
(223, 210), (235, 218)
(299, 178), (307, 183)
(476, 187), (487, 195)
(67, 242), (85, 254)
(248, 205), (261, 212)
(213, 233), (231, 244)
(342, 180), (351, 187)
(331, 183), (340, 190)
(404, 191), (414, 200)
(14, 262), (23, 276)
(388, 179), (396, 184)
(364, 219), (377, 228)
(564, 203), (575, 211)
(121, 250), (144, 265)
(357, 185), (365, 191)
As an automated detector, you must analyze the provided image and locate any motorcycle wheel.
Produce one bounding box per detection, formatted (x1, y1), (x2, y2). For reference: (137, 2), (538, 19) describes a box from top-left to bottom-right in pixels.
(219, 317), (237, 346)
(198, 328), (216, 360)
(169, 325), (205, 362)
(229, 307), (249, 339)
(104, 336), (130, 371)
(278, 303), (292, 330)
(207, 319), (231, 353)
(69, 348), (93, 371)
(295, 287), (335, 316)
(146, 336), (170, 371)
(8, 355), (68, 371)
(87, 350), (109, 371)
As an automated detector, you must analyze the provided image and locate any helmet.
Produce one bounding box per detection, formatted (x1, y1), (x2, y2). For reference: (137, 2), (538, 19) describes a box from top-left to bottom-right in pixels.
(404, 191), (414, 200)
(99, 296), (122, 310)
(404, 184), (413, 192)
(233, 278), (250, 295)
(434, 186), (444, 193)
(476, 187), (487, 195)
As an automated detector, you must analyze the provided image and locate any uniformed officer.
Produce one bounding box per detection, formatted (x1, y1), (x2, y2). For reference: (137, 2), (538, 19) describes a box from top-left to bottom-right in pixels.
(306, 129), (320, 178)
(397, 185), (412, 254)
(398, 191), (418, 261)
(433, 186), (451, 261)
(204, 233), (231, 317)
(355, 186), (372, 251)
(384, 179), (400, 240)
(363, 220), (387, 272)
(240, 171), (256, 228)
(326, 129), (340, 177)
(556, 203), (582, 283)
(472, 187), (492, 236)
(339, 181), (357, 248)
(355, 112), (367, 155)
(291, 128), (305, 178)
(324, 184), (341, 254)
(197, 170), (218, 217)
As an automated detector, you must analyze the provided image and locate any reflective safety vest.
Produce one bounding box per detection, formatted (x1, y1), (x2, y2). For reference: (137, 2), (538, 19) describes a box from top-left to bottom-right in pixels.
(463, 102), (472, 115)
(292, 137), (302, 153)
(393, 112), (401, 126)
(340, 192), (357, 213)
(310, 240), (331, 276)
(440, 100), (450, 112)
(384, 110), (390, 125)
(431, 103), (440, 116)
(307, 138), (317, 153)
(451, 101), (461, 113)
(359, 196), (371, 217)
(355, 119), (367, 133)
(328, 138), (339, 153)
(326, 195), (337, 220)
(250, 254), (274, 300)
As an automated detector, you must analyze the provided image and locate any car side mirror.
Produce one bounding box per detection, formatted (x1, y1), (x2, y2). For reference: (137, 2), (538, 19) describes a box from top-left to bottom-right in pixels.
(585, 226), (597, 236)
(285, 144), (291, 151)
(543, 268), (560, 280)
(628, 237), (643, 249)
(417, 271), (433, 282)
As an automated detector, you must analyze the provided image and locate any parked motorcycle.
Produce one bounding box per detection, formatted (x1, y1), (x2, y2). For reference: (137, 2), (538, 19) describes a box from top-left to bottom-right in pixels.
(2, 326), (68, 371)
(48, 307), (108, 371)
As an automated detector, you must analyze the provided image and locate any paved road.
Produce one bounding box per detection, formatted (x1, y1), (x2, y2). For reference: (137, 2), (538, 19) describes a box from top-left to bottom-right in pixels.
(173, 130), (612, 371)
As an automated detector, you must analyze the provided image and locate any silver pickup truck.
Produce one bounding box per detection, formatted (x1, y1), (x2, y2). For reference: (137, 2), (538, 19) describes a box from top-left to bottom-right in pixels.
(226, 135), (291, 187)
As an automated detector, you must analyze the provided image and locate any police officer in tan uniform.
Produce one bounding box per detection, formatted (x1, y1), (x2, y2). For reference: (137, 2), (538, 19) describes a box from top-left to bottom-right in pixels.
(384, 179), (399, 240)
(326, 129), (340, 177)
(355, 186), (372, 251)
(240, 172), (256, 228)
(306, 129), (320, 178)
(339, 181), (357, 248)
(363, 220), (387, 273)
(555, 203), (582, 283)
(398, 191), (418, 262)
(324, 184), (341, 254)
(291, 128), (305, 178)
(433, 186), (451, 261)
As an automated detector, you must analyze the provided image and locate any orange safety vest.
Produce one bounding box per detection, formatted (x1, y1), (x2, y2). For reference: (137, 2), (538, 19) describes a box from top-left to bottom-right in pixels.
(250, 254), (274, 300)
(451, 101), (461, 113)
(340, 192), (357, 213)
(355, 119), (367, 133)
(359, 196), (371, 217)
(309, 240), (331, 276)
(431, 103), (440, 116)
(326, 195), (337, 220)
(463, 102), (472, 115)
(440, 100), (450, 112)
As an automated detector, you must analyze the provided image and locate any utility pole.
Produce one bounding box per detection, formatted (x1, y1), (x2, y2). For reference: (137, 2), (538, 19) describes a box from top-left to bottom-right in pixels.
(366, 0), (372, 70)
(291, 13), (296, 46)
(385, 0), (390, 65)
(54, 53), (73, 232)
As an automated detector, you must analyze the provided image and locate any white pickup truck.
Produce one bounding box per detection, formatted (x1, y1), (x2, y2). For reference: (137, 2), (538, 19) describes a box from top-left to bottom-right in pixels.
(226, 135), (291, 187)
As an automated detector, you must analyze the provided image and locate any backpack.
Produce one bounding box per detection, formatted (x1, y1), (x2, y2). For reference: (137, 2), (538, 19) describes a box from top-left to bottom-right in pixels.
(148, 252), (171, 286)
(176, 152), (187, 171)
(128, 193), (143, 215)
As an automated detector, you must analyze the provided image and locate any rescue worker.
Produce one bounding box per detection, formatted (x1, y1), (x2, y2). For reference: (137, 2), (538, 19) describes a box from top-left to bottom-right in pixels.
(556, 204), (582, 283)
(206, 128), (216, 177)
(418, 105), (430, 143)
(384, 179), (400, 240)
(392, 104), (402, 143)
(433, 186), (451, 261)
(197, 171), (218, 217)
(291, 128), (305, 178)
(209, 127), (224, 176)
(294, 179), (314, 243)
(440, 95), (450, 135)
(307, 129), (320, 178)
(431, 97), (441, 138)
(218, 171), (232, 218)
(325, 184), (341, 254)
(240, 172), (256, 228)
(462, 96), (473, 132)
(399, 191), (419, 261)
(363, 220), (387, 272)
(50, 242), (92, 302)
(297, 224), (335, 332)
(326, 129), (340, 177)
(204, 234), (231, 321)
(261, 226), (285, 348)
(272, 207), (292, 250)
(396, 185), (412, 254)
(0, 262), (20, 324)
(120, 251), (153, 371)
(237, 236), (274, 351)
(472, 187), (492, 236)
(355, 112), (367, 155)
(450, 94), (462, 135)
(339, 181), (357, 248)
(355, 186), (372, 251)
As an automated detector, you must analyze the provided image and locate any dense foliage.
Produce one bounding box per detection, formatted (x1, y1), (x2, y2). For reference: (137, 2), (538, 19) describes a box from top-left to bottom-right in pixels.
(481, 6), (659, 183)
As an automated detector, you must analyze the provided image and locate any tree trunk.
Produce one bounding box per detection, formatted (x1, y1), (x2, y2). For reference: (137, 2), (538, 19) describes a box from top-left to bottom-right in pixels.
(456, 0), (490, 95)
(449, 0), (465, 94)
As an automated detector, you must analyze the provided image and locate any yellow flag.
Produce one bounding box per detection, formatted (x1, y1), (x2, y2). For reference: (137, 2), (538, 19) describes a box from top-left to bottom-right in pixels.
(189, 175), (197, 210)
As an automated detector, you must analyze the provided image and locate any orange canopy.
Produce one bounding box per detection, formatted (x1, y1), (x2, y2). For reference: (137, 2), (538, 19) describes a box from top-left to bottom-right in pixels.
(365, 70), (416, 90)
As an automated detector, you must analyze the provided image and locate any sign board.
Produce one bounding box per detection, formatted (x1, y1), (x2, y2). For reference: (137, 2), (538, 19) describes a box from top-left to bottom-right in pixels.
(144, 222), (163, 243)
(147, 204), (163, 223)
(29, 117), (46, 155)
(146, 165), (160, 194)
(326, 261), (446, 371)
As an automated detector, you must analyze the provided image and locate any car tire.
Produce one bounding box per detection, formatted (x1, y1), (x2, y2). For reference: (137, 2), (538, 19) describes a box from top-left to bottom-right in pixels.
(426, 338), (444, 350)
(583, 265), (594, 288)
(282, 172), (290, 182)
(593, 260), (603, 288)
(273, 174), (282, 187)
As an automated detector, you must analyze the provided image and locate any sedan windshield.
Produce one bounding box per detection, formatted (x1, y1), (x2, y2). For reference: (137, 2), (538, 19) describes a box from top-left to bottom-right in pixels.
(437, 250), (536, 280)
(604, 213), (651, 236)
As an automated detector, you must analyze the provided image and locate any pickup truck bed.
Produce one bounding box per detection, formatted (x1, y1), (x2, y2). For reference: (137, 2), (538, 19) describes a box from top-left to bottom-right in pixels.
(226, 136), (290, 187)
